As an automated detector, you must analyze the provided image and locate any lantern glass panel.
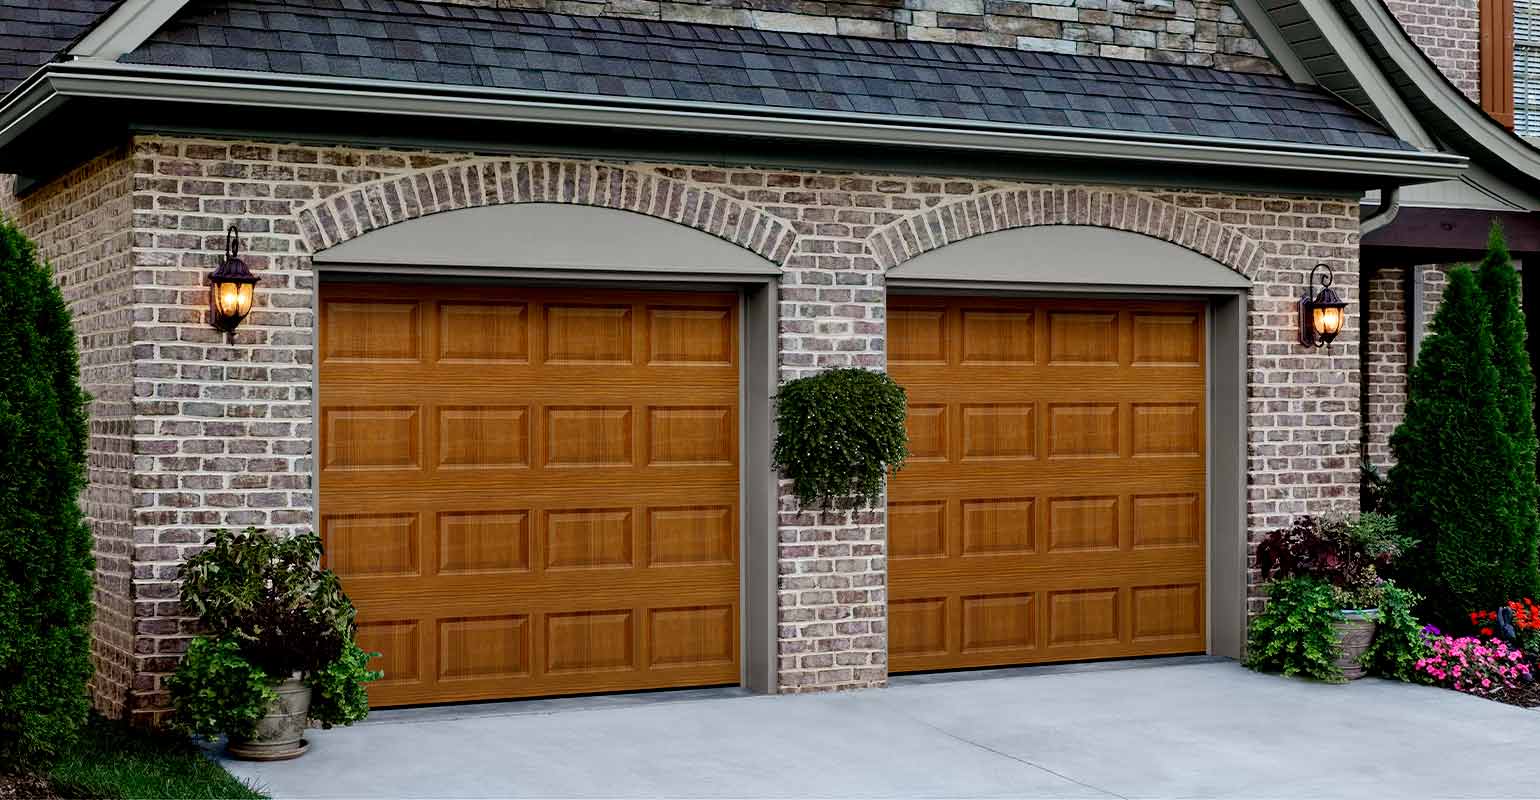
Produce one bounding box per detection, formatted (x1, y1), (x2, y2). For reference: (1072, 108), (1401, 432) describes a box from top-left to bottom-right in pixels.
(1312, 305), (1344, 338)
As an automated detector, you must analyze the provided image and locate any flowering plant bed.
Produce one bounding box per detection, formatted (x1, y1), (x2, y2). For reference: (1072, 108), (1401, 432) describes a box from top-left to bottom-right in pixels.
(1413, 627), (1532, 698)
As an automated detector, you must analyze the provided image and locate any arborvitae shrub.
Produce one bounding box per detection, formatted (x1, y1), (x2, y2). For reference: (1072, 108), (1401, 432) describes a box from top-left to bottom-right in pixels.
(0, 219), (94, 763)
(1389, 267), (1530, 624)
(1476, 224), (1540, 599)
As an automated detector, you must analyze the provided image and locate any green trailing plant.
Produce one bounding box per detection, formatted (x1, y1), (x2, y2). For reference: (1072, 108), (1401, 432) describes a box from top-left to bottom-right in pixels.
(169, 527), (378, 738)
(1245, 576), (1344, 683)
(1390, 266), (1536, 626)
(0, 219), (94, 764)
(166, 638), (276, 741)
(1359, 583), (1427, 682)
(1477, 223), (1540, 599)
(306, 640), (379, 730)
(771, 368), (908, 508)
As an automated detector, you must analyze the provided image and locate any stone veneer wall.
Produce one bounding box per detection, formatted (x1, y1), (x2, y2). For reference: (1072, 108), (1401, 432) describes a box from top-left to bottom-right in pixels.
(0, 150), (138, 719)
(432, 0), (1279, 72)
(8, 133), (1360, 717)
(1384, 0), (1480, 102)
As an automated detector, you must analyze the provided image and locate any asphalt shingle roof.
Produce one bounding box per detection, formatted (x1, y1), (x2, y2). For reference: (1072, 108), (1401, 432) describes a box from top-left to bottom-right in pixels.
(0, 0), (118, 93)
(116, 0), (1413, 151)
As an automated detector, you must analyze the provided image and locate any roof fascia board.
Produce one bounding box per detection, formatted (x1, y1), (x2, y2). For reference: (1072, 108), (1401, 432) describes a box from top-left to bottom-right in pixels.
(1229, 0), (1316, 84)
(69, 0), (192, 61)
(4, 62), (1468, 183)
(1292, 0), (1437, 149)
(1334, 0), (1540, 184)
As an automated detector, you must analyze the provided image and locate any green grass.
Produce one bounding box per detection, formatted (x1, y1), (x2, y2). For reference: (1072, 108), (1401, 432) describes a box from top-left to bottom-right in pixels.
(44, 716), (265, 800)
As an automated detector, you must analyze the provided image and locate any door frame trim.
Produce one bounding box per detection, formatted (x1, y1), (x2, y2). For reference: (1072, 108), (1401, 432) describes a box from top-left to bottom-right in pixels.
(885, 282), (1249, 662)
(310, 268), (782, 699)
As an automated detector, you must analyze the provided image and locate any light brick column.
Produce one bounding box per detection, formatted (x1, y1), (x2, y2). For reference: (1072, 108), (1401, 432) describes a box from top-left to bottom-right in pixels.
(1364, 267), (1409, 471)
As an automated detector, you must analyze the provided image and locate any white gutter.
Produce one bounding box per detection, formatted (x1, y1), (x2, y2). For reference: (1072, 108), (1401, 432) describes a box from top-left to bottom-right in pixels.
(0, 61), (1470, 183)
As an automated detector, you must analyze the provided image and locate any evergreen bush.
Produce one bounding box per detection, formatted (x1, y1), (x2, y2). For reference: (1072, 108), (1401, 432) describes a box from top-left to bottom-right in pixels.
(1476, 224), (1540, 598)
(0, 219), (94, 763)
(1389, 266), (1532, 624)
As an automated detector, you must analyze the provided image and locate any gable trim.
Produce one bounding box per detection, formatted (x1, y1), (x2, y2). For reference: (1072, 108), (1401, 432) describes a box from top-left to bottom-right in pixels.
(68, 0), (192, 62)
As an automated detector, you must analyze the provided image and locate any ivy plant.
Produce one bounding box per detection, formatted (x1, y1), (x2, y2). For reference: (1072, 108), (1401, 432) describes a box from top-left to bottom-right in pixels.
(166, 637), (276, 740)
(771, 368), (909, 509)
(1359, 583), (1428, 682)
(1245, 576), (1344, 683)
(306, 640), (381, 729)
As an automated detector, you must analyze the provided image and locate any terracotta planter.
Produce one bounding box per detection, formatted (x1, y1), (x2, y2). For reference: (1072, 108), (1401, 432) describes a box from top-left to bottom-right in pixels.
(227, 676), (311, 761)
(1332, 608), (1380, 681)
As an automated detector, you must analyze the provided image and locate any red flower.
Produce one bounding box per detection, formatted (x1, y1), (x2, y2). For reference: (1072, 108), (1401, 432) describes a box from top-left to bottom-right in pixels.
(1481, 627), (1495, 636)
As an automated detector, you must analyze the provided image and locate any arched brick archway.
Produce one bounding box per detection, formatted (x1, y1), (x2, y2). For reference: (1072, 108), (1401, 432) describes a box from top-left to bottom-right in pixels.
(866, 186), (1264, 279)
(296, 158), (800, 266)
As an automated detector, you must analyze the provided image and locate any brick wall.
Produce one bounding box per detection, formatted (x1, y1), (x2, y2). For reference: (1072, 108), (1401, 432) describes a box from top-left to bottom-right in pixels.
(1364, 267), (1408, 471)
(433, 0), (1279, 73)
(0, 150), (138, 719)
(8, 133), (1361, 715)
(1385, 0), (1480, 102)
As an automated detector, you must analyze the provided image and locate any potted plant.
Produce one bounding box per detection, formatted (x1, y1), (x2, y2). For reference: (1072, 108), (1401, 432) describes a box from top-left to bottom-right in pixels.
(1247, 513), (1419, 681)
(167, 527), (379, 760)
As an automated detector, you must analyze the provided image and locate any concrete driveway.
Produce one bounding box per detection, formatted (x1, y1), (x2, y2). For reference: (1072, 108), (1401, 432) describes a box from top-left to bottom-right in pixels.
(221, 658), (1540, 799)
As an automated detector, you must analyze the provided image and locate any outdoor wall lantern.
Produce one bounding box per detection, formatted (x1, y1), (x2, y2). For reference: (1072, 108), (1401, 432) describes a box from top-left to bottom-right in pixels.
(1299, 263), (1347, 348)
(208, 226), (259, 343)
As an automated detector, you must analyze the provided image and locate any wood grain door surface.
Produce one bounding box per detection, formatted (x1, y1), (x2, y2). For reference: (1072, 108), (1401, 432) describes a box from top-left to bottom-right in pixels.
(887, 295), (1207, 673)
(318, 283), (741, 706)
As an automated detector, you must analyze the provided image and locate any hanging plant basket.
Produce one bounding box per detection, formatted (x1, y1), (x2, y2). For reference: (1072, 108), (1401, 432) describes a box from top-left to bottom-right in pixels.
(771, 367), (909, 509)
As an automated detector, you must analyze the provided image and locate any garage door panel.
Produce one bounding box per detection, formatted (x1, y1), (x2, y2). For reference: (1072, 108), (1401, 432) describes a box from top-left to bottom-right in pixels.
(321, 284), (741, 706)
(889, 295), (1205, 673)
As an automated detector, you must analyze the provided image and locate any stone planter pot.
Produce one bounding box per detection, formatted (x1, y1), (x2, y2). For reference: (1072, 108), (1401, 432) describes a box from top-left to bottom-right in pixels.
(1332, 608), (1380, 681)
(227, 676), (310, 761)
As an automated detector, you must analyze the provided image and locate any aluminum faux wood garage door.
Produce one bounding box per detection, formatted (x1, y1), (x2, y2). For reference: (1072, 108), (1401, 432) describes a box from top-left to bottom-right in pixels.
(887, 296), (1206, 672)
(317, 283), (741, 706)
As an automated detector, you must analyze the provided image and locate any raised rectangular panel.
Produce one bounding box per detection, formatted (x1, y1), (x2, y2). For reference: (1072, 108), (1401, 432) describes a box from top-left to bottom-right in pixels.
(1132, 312), (1202, 366)
(889, 308), (947, 363)
(438, 406), (530, 469)
(648, 606), (735, 668)
(1047, 589), (1120, 646)
(438, 302), (529, 362)
(961, 404), (1036, 460)
(438, 615), (530, 680)
(546, 610), (636, 673)
(961, 498), (1035, 555)
(648, 307), (733, 365)
(438, 510), (530, 573)
(1047, 403), (1118, 458)
(1047, 496), (1119, 552)
(322, 407), (419, 470)
(648, 407), (732, 465)
(322, 300), (419, 362)
(1131, 494), (1201, 548)
(545, 407), (632, 467)
(905, 404), (948, 462)
(546, 509), (634, 569)
(1047, 311), (1118, 364)
(961, 593), (1036, 652)
(889, 598), (948, 656)
(1132, 403), (1201, 456)
(1132, 584), (1203, 641)
(545, 305), (632, 363)
(889, 501), (946, 559)
(961, 309), (1034, 364)
(356, 621), (420, 683)
(648, 506), (734, 566)
(322, 513), (418, 577)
